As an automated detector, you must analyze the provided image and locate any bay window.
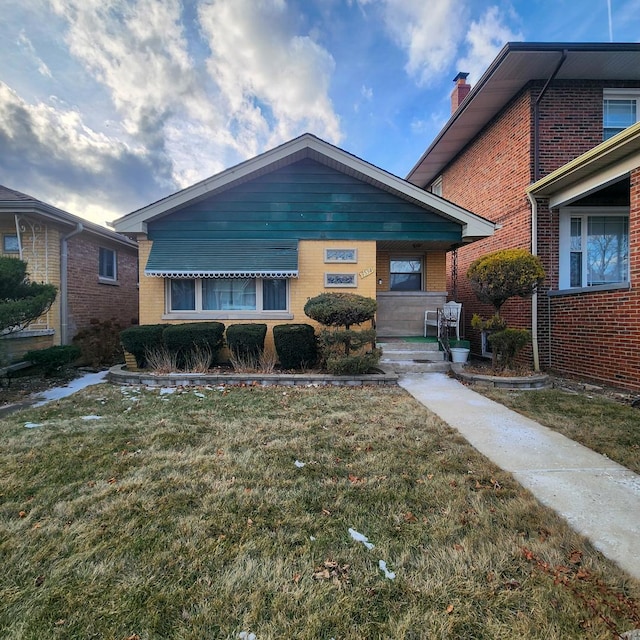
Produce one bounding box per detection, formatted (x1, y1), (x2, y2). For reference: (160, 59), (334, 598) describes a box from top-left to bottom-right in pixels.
(560, 208), (629, 289)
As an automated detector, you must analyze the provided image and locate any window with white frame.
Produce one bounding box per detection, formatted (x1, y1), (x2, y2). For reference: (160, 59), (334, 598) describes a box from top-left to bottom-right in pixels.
(98, 247), (117, 281)
(389, 258), (422, 291)
(168, 278), (288, 312)
(603, 90), (640, 140)
(430, 176), (443, 196)
(559, 207), (629, 289)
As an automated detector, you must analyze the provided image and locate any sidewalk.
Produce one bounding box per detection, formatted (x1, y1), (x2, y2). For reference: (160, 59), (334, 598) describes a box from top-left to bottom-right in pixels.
(399, 372), (640, 581)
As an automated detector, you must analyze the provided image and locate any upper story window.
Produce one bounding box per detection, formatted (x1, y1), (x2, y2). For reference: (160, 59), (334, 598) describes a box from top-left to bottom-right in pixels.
(559, 207), (629, 289)
(3, 234), (19, 253)
(430, 176), (443, 197)
(603, 90), (640, 140)
(389, 258), (422, 291)
(168, 278), (288, 313)
(99, 247), (117, 281)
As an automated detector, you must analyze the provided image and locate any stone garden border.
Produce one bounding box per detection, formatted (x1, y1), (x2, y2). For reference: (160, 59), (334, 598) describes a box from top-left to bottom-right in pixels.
(452, 365), (551, 390)
(108, 364), (399, 388)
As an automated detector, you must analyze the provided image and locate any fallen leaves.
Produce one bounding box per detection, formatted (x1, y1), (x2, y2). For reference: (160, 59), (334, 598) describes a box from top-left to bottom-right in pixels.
(312, 560), (350, 587)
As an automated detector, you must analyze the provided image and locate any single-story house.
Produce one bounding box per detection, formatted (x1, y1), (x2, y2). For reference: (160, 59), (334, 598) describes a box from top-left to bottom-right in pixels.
(113, 134), (494, 342)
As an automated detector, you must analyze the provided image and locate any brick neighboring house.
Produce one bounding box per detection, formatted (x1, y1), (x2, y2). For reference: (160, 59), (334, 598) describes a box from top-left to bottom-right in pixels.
(407, 42), (640, 392)
(113, 134), (494, 344)
(0, 185), (139, 362)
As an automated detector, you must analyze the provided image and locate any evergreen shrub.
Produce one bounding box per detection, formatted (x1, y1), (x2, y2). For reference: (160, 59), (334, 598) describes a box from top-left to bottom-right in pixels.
(24, 345), (81, 376)
(273, 324), (317, 369)
(119, 324), (166, 368)
(163, 322), (225, 367)
(226, 324), (267, 358)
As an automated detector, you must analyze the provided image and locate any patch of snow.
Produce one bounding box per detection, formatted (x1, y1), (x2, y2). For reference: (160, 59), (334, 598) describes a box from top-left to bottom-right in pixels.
(310, 535), (316, 541)
(81, 415), (103, 421)
(378, 559), (396, 580)
(32, 370), (108, 407)
(238, 632), (256, 640)
(194, 391), (205, 398)
(24, 422), (43, 429)
(294, 460), (305, 468)
(160, 387), (176, 395)
(348, 527), (375, 550)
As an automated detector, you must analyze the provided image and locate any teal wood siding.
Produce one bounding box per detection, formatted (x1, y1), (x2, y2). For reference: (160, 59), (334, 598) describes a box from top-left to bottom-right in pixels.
(148, 159), (461, 242)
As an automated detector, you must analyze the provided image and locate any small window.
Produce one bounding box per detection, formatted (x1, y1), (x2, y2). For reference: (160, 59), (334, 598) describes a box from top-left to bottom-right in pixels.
(324, 248), (357, 263)
(99, 247), (117, 280)
(560, 208), (629, 289)
(390, 258), (422, 291)
(603, 90), (640, 140)
(324, 273), (357, 288)
(3, 234), (19, 253)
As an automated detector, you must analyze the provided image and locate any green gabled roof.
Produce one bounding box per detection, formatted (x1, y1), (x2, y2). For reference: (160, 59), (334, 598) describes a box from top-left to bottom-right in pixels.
(145, 239), (298, 278)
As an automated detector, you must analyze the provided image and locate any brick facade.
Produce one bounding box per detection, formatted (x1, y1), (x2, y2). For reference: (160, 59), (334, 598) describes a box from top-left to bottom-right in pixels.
(66, 234), (139, 338)
(436, 79), (640, 391)
(0, 205), (138, 362)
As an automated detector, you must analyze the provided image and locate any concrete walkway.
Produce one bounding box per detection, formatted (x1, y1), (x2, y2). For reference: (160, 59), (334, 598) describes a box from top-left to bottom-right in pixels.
(399, 372), (640, 581)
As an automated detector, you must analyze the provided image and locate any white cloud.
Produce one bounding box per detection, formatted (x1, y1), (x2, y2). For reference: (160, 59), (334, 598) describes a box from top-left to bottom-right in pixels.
(457, 6), (524, 84)
(377, 0), (467, 85)
(0, 81), (168, 224)
(17, 31), (52, 78)
(198, 0), (342, 155)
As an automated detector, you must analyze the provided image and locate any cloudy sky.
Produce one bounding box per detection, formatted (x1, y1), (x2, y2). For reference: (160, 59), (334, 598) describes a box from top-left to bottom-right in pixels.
(1, 0), (639, 227)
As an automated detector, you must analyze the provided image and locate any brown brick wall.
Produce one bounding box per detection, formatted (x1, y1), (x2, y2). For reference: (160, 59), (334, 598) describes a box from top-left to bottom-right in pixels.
(538, 167), (640, 391)
(442, 89), (534, 354)
(66, 234), (139, 339)
(440, 81), (640, 389)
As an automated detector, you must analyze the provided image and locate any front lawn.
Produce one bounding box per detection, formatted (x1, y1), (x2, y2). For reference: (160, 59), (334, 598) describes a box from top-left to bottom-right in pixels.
(1, 384), (638, 639)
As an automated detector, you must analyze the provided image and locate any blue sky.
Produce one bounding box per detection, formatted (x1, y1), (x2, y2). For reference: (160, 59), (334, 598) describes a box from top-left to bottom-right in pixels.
(1, 0), (639, 227)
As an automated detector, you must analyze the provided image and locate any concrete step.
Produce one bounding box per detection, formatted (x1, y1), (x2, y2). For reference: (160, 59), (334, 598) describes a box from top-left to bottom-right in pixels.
(377, 340), (440, 352)
(380, 348), (445, 362)
(380, 359), (451, 374)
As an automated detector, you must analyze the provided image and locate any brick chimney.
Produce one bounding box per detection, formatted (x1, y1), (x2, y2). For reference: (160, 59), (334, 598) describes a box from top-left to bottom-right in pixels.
(451, 72), (470, 113)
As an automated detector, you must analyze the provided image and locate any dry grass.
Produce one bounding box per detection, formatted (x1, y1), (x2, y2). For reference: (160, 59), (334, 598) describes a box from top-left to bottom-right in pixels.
(475, 386), (640, 474)
(1, 383), (639, 639)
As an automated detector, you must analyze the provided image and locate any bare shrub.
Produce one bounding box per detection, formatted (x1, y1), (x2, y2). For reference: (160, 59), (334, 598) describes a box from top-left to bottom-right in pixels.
(144, 346), (179, 374)
(229, 346), (277, 373)
(183, 344), (213, 373)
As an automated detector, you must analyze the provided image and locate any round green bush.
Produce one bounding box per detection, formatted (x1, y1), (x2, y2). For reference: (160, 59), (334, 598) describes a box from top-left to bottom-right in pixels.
(119, 324), (166, 367)
(273, 324), (317, 369)
(304, 293), (376, 329)
(163, 322), (225, 366)
(226, 323), (267, 358)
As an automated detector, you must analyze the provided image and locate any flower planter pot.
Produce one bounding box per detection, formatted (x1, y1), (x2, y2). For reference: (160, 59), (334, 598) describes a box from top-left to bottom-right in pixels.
(450, 347), (470, 364)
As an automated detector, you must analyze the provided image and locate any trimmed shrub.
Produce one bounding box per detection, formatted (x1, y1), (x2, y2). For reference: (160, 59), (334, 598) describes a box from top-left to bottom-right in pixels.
(273, 324), (317, 369)
(119, 324), (166, 368)
(304, 293), (376, 329)
(325, 352), (381, 375)
(226, 324), (267, 358)
(73, 318), (126, 367)
(467, 249), (545, 312)
(24, 345), (81, 376)
(163, 322), (225, 367)
(488, 328), (531, 370)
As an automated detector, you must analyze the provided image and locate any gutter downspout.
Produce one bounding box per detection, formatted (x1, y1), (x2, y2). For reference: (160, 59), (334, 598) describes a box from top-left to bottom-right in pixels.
(527, 193), (541, 372)
(60, 223), (83, 345)
(529, 49), (567, 373)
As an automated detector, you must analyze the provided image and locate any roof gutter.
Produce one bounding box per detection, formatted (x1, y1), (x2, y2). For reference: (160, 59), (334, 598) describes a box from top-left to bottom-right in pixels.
(60, 222), (83, 345)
